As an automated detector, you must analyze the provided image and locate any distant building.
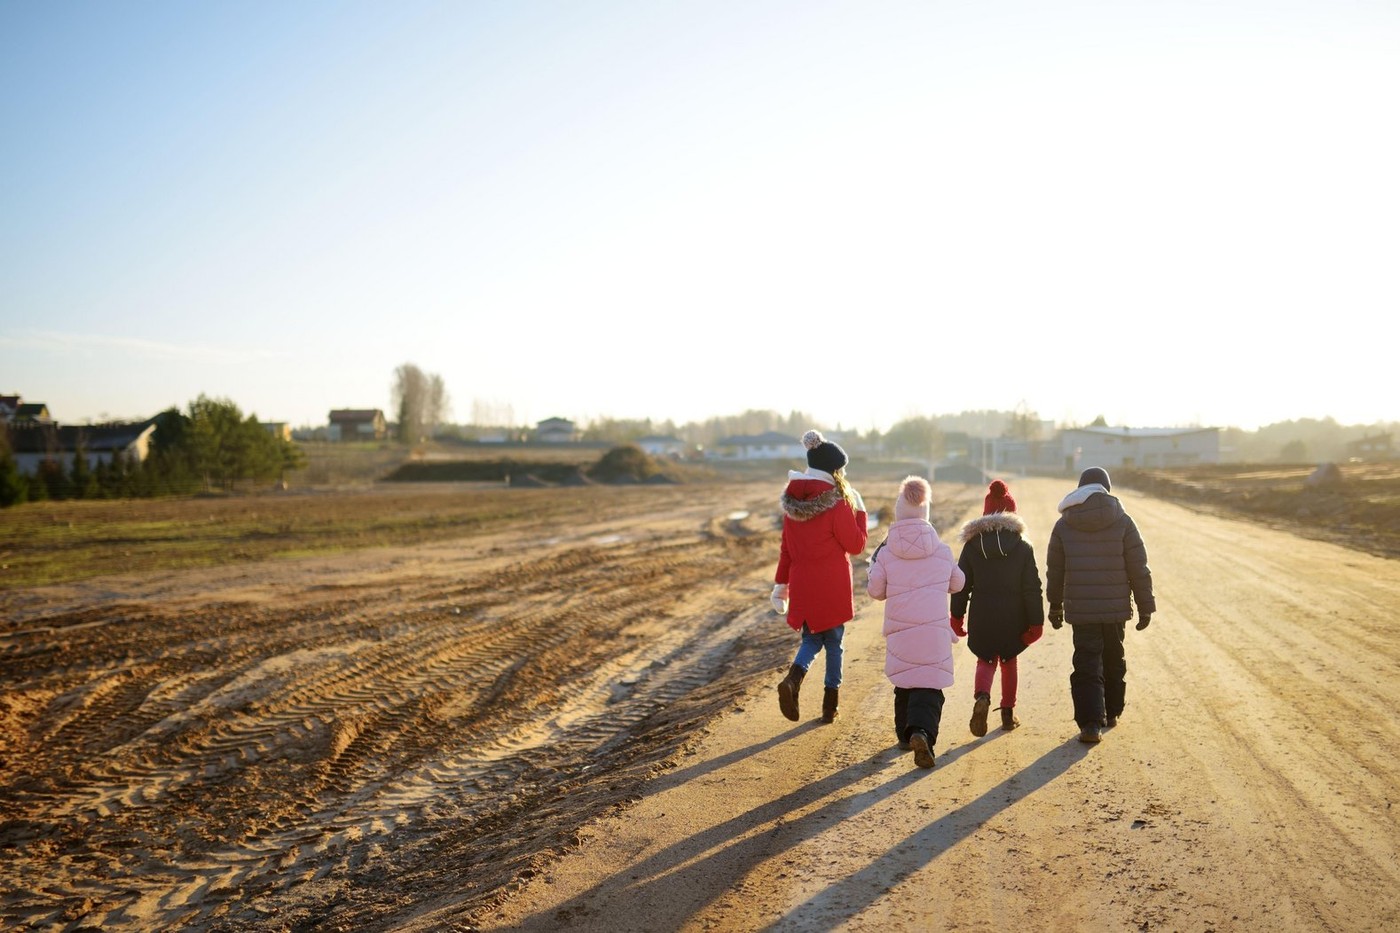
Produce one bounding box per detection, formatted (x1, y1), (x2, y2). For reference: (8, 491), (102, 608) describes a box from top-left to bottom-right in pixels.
(328, 409), (387, 442)
(1347, 433), (1393, 460)
(0, 395), (20, 422)
(261, 422), (292, 442)
(1059, 426), (1220, 471)
(709, 432), (804, 461)
(536, 417), (579, 443)
(12, 402), (53, 425)
(636, 435), (687, 458)
(7, 421), (158, 474)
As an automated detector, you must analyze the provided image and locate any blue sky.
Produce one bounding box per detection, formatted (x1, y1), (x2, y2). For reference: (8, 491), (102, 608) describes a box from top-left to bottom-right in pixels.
(3, 0), (1397, 432)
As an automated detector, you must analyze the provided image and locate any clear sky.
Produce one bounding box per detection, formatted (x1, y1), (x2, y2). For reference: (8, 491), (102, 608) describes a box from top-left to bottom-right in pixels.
(2, 0), (1396, 433)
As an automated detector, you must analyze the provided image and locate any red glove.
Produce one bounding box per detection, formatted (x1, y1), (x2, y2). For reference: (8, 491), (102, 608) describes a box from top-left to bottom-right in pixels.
(1021, 625), (1043, 646)
(951, 616), (966, 637)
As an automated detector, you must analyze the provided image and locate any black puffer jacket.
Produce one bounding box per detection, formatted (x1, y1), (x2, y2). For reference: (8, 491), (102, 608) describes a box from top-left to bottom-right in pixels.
(950, 512), (1045, 662)
(1046, 487), (1155, 624)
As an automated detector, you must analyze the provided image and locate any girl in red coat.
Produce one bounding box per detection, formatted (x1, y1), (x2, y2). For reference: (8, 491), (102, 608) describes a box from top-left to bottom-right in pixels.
(771, 430), (868, 724)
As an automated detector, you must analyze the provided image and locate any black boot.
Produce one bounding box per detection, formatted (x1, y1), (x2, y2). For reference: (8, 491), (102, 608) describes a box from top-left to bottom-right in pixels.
(777, 664), (805, 722)
(999, 707), (1020, 731)
(822, 687), (839, 723)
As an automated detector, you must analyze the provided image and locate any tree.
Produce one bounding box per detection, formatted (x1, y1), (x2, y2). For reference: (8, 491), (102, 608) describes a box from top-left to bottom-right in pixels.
(884, 417), (944, 461)
(0, 433), (27, 507)
(392, 363), (449, 443)
(70, 448), (99, 499)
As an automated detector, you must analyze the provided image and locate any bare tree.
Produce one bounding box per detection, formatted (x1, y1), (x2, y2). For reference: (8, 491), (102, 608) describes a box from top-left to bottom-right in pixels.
(427, 374), (449, 437)
(392, 363), (432, 443)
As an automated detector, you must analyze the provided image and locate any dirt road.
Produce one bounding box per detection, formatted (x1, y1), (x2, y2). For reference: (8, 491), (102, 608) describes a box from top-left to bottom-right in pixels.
(2, 478), (1398, 931)
(477, 478), (1400, 933)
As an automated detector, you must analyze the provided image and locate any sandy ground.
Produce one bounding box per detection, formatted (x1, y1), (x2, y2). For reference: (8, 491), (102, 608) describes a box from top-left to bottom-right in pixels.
(3, 478), (1398, 931)
(475, 477), (1400, 933)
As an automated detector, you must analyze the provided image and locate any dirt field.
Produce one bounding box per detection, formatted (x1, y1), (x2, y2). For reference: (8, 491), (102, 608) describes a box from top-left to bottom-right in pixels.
(2, 470), (1398, 931)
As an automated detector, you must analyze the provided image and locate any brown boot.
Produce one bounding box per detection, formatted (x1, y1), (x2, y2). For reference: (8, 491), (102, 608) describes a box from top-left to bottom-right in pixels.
(822, 687), (839, 723)
(1000, 707), (1020, 731)
(970, 692), (990, 737)
(777, 664), (805, 721)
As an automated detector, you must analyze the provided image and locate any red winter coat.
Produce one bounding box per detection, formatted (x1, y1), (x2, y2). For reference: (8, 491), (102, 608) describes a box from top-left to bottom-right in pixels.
(774, 473), (869, 633)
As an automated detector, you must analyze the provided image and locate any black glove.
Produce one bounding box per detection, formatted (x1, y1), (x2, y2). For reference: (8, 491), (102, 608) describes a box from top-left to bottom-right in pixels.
(1048, 606), (1064, 629)
(1135, 613), (1151, 631)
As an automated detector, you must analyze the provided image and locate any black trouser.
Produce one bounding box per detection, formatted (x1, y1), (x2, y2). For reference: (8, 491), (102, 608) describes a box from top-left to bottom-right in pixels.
(893, 687), (945, 744)
(1070, 622), (1127, 726)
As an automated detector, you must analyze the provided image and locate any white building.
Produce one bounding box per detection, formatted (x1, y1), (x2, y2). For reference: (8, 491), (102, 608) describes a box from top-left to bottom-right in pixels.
(636, 435), (687, 458)
(709, 432), (805, 461)
(1060, 426), (1220, 471)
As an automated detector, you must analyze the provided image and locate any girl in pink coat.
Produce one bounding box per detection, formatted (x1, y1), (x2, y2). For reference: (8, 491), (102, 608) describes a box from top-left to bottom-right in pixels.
(866, 476), (966, 769)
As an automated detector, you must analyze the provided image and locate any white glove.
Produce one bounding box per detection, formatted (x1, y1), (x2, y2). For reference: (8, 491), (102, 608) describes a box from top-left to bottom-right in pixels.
(771, 584), (789, 615)
(849, 488), (866, 513)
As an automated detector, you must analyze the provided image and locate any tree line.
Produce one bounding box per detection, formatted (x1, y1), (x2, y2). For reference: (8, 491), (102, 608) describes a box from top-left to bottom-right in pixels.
(0, 395), (305, 508)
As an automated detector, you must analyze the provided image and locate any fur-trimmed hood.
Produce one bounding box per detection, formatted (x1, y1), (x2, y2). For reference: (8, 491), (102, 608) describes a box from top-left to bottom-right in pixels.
(959, 510), (1027, 543)
(958, 511), (1027, 559)
(781, 472), (843, 521)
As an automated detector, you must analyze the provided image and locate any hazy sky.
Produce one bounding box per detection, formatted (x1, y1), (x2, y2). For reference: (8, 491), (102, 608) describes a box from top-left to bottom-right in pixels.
(3, 1), (1396, 433)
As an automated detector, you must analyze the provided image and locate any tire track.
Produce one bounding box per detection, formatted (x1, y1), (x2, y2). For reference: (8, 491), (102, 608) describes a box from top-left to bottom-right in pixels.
(0, 485), (790, 931)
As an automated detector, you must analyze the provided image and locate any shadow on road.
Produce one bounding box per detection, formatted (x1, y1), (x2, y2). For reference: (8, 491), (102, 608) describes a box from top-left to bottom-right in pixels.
(761, 737), (1095, 930)
(501, 727), (1083, 931)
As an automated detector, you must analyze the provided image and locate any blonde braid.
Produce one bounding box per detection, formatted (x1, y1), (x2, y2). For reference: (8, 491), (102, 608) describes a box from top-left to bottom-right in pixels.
(832, 469), (859, 511)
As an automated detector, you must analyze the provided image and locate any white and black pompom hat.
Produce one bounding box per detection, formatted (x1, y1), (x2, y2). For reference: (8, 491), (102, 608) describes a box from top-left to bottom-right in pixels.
(803, 430), (848, 474)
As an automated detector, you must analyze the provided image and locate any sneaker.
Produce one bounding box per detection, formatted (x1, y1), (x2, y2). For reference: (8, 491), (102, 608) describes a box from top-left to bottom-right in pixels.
(909, 730), (936, 769)
(1078, 725), (1103, 744)
(969, 693), (991, 737)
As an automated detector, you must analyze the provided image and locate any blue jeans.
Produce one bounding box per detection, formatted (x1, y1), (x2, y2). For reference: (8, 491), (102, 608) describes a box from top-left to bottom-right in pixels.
(793, 623), (845, 689)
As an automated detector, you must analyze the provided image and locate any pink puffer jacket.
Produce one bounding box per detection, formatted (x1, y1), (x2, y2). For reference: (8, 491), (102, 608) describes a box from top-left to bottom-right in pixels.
(867, 518), (966, 690)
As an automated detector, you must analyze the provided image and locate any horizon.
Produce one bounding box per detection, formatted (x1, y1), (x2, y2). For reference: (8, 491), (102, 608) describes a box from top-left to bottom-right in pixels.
(3, 2), (1397, 433)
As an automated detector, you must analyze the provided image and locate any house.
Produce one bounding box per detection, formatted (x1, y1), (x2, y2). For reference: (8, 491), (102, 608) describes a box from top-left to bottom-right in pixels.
(536, 417), (579, 443)
(0, 395), (20, 422)
(636, 435), (687, 459)
(261, 422), (292, 442)
(328, 409), (387, 442)
(1059, 426), (1220, 471)
(1347, 433), (1393, 460)
(7, 421), (158, 474)
(12, 402), (53, 424)
(709, 432), (805, 461)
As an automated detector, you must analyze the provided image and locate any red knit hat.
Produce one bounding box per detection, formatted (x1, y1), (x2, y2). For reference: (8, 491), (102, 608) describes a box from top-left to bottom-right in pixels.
(983, 479), (1016, 515)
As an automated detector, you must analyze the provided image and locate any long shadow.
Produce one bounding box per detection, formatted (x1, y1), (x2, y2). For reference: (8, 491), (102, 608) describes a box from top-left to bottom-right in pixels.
(647, 718), (826, 790)
(503, 732), (1005, 931)
(761, 737), (1095, 931)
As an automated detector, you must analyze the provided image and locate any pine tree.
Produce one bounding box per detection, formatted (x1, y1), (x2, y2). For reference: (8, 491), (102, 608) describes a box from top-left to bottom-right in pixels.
(0, 444), (26, 507)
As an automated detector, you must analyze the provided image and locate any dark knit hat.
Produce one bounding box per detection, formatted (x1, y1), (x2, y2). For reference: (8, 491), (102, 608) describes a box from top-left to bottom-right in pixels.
(802, 430), (848, 474)
(983, 479), (1017, 515)
(1078, 467), (1112, 491)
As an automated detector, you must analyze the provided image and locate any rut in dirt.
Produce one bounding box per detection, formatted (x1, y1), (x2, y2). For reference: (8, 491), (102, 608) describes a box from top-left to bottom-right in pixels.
(0, 508), (789, 932)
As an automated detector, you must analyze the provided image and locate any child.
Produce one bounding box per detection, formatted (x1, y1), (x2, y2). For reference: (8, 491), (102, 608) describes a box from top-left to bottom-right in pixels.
(771, 430), (868, 724)
(1047, 467), (1155, 743)
(950, 479), (1045, 736)
(866, 476), (965, 768)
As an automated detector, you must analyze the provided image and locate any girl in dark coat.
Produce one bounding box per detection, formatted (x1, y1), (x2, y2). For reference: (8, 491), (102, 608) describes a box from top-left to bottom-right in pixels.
(950, 481), (1045, 735)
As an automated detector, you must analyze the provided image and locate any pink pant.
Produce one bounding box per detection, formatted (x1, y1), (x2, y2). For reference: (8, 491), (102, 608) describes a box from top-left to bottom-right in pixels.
(974, 656), (1018, 708)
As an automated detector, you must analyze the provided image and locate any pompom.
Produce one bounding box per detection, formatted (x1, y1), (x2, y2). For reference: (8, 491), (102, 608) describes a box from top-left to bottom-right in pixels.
(802, 430), (824, 450)
(900, 476), (930, 506)
(988, 479), (1008, 497)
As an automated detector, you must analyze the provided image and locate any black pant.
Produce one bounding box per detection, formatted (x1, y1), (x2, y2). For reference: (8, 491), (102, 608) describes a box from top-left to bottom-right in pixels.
(1070, 622), (1127, 726)
(893, 687), (945, 744)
